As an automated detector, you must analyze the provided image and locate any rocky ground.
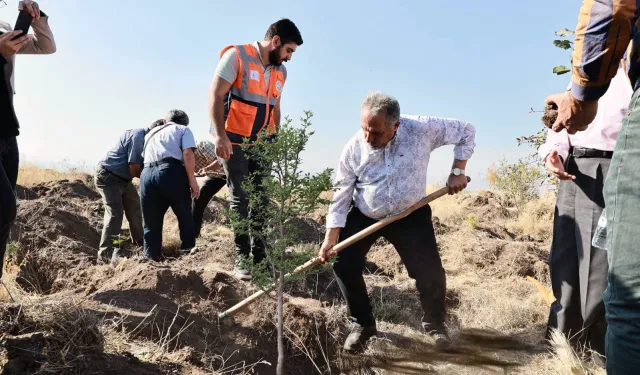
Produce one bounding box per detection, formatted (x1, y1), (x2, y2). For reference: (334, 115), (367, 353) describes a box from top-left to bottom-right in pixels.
(0, 176), (604, 374)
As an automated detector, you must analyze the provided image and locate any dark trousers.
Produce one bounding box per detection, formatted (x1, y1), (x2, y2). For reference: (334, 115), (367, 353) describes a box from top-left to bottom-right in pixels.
(219, 145), (269, 263)
(192, 176), (226, 238)
(0, 137), (18, 279)
(140, 162), (195, 259)
(547, 154), (610, 357)
(333, 204), (446, 328)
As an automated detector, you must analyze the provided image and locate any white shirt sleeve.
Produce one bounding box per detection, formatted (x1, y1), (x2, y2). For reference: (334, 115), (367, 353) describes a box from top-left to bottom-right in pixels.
(326, 141), (357, 228)
(408, 116), (476, 160)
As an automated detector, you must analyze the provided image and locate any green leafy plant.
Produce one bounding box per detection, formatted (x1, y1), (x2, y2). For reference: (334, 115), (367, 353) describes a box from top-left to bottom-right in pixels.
(487, 159), (546, 213)
(229, 110), (333, 375)
(466, 215), (478, 229)
(552, 28), (574, 75)
(5, 241), (25, 267)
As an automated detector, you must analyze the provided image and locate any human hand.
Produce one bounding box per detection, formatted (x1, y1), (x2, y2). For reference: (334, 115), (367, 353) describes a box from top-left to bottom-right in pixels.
(318, 239), (335, 264)
(190, 179), (200, 199)
(19, 0), (41, 20)
(545, 150), (576, 180)
(447, 174), (468, 195)
(0, 31), (29, 58)
(215, 135), (233, 160)
(546, 91), (598, 134)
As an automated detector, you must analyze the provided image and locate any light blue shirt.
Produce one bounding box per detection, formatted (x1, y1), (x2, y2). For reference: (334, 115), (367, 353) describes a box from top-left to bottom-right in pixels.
(143, 122), (196, 164)
(99, 128), (146, 180)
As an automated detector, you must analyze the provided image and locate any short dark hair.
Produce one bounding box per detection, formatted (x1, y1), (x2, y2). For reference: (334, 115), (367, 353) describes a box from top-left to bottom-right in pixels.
(265, 18), (303, 46)
(165, 109), (189, 126)
(147, 119), (165, 131)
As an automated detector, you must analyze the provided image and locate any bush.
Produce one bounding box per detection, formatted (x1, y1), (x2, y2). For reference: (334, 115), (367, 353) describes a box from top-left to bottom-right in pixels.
(486, 159), (546, 213)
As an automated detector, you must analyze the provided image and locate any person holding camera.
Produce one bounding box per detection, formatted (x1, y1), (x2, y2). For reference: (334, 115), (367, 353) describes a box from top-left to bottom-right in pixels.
(0, 0), (56, 281)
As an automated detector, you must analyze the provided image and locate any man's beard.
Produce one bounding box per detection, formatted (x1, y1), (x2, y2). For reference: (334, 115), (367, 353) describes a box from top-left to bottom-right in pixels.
(268, 46), (283, 66)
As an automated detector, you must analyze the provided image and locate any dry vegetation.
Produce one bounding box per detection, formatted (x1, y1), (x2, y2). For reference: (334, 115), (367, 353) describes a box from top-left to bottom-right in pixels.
(0, 166), (606, 374)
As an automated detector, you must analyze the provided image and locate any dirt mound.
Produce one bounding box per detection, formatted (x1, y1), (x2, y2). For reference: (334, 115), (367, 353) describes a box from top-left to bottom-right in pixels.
(7, 180), (102, 294)
(199, 197), (228, 226)
(31, 179), (100, 200)
(92, 260), (240, 309)
(14, 185), (37, 200)
(15, 201), (100, 251)
(367, 240), (405, 279)
(287, 216), (325, 244)
(494, 242), (548, 279)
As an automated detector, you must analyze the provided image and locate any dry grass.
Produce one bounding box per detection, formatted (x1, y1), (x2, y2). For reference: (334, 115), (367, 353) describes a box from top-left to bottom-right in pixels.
(506, 191), (555, 241)
(540, 329), (606, 375)
(428, 184), (472, 225)
(452, 276), (547, 331)
(17, 162), (90, 186)
(0, 300), (104, 374)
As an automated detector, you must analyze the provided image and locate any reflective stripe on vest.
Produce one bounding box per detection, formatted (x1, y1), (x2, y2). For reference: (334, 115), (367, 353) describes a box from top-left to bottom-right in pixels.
(221, 44), (285, 144)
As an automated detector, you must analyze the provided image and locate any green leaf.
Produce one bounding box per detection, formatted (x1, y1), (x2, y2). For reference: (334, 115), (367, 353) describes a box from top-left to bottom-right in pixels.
(553, 65), (571, 75)
(555, 28), (574, 37)
(553, 40), (572, 50)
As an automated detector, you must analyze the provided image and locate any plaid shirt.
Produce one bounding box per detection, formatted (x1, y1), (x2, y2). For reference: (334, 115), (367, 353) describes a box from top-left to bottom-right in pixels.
(570, 0), (637, 101)
(194, 140), (224, 177)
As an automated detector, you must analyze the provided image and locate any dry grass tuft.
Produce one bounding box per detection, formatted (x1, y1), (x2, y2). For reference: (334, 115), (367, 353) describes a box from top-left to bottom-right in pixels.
(17, 162), (91, 187)
(451, 276), (547, 331)
(0, 300), (104, 374)
(506, 191), (555, 241)
(540, 329), (606, 375)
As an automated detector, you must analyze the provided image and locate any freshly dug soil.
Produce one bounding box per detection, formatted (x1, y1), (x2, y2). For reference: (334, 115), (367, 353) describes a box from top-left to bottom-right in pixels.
(541, 103), (558, 128)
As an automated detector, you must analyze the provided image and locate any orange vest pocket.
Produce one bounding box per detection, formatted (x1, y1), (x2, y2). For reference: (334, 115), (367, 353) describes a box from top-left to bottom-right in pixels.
(225, 100), (257, 137)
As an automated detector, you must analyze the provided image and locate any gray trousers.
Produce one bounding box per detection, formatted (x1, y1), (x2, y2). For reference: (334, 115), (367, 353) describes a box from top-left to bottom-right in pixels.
(95, 167), (144, 256)
(547, 153), (610, 356)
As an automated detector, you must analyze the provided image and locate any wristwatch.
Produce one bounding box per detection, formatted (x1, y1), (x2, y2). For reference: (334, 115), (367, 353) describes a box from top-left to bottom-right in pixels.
(451, 168), (465, 176)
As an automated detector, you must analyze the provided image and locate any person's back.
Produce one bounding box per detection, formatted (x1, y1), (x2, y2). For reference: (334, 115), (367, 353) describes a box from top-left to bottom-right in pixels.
(100, 128), (145, 180)
(139, 110), (200, 261)
(94, 127), (147, 263)
(143, 123), (193, 165)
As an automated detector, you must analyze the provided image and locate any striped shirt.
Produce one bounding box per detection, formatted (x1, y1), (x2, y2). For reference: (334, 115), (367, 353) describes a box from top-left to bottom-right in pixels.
(570, 0), (638, 101)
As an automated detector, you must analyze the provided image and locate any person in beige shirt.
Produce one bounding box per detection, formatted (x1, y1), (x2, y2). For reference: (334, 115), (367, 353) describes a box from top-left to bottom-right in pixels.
(0, 0), (55, 282)
(1, 0), (56, 103)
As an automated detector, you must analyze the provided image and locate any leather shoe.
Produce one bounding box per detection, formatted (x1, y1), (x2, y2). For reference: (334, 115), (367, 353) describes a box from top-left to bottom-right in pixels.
(343, 324), (377, 352)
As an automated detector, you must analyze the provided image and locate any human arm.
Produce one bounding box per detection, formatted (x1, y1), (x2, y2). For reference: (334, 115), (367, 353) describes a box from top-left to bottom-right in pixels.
(183, 148), (200, 199)
(537, 126), (576, 180)
(129, 163), (142, 178)
(319, 143), (357, 263)
(17, 1), (56, 55)
(412, 116), (476, 194)
(548, 0), (636, 133)
(127, 132), (145, 179)
(181, 129), (200, 199)
(208, 48), (238, 159)
(272, 96), (282, 130)
(0, 31), (30, 60)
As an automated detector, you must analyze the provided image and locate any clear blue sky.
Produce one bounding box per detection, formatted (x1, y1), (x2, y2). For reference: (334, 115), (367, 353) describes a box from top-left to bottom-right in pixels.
(1, 0), (580, 189)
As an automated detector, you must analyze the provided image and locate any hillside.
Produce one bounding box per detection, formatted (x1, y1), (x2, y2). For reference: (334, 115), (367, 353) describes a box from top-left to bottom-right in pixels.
(0, 168), (604, 375)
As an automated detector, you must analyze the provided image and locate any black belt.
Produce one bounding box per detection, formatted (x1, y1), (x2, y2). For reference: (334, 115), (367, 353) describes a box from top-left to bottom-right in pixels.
(572, 147), (613, 159)
(144, 157), (182, 168)
(99, 165), (132, 183)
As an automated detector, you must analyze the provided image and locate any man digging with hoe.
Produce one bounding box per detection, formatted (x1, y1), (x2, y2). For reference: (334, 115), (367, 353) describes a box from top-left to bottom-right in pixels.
(319, 91), (476, 352)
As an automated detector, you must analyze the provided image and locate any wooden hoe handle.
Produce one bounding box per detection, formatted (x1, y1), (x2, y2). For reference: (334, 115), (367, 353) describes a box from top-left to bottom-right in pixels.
(218, 177), (471, 320)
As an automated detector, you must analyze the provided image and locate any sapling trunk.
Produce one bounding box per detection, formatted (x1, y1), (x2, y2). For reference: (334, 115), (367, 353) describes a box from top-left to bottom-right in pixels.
(276, 270), (285, 375)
